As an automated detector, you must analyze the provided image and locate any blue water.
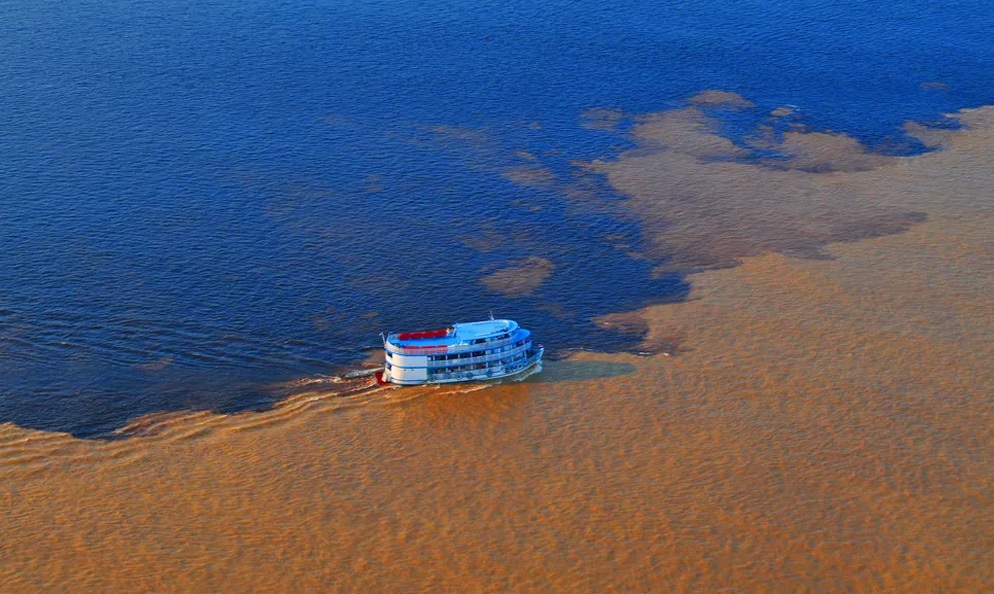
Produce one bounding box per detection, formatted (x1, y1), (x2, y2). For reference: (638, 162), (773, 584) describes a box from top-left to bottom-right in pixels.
(2, 0), (993, 436)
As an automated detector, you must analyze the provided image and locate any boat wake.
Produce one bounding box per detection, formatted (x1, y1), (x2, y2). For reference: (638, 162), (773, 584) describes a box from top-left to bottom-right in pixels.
(0, 359), (536, 462)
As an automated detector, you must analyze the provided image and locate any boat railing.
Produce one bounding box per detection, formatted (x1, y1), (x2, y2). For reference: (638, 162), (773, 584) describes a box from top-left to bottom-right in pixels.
(429, 349), (541, 381)
(387, 334), (520, 356)
(424, 345), (529, 369)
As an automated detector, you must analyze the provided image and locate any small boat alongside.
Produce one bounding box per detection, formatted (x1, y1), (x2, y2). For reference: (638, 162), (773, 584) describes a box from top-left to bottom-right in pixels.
(380, 319), (543, 385)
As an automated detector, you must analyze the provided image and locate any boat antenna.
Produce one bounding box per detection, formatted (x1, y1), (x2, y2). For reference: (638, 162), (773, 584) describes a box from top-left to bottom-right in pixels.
(489, 310), (495, 321)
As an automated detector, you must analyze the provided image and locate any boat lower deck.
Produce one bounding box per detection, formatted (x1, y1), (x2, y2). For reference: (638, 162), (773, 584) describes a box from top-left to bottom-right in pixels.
(387, 348), (543, 386)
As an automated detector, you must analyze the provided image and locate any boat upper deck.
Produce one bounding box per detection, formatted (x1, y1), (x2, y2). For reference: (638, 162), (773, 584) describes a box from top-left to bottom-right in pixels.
(387, 319), (520, 348)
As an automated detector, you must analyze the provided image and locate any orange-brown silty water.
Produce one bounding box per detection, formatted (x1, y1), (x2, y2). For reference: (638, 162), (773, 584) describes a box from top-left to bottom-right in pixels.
(2, 96), (993, 592)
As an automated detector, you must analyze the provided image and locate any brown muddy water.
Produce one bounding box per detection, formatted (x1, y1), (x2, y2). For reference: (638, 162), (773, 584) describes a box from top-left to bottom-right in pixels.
(2, 99), (993, 592)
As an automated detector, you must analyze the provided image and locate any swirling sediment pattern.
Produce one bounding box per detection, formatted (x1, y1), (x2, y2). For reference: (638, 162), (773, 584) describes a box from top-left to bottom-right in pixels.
(2, 0), (994, 589)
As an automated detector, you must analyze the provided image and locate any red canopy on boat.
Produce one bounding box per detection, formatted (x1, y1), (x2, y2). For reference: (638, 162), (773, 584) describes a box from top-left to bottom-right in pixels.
(396, 328), (450, 341)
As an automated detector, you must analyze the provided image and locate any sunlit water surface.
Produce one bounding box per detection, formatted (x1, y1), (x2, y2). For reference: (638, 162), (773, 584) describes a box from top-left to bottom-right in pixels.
(2, 0), (994, 590)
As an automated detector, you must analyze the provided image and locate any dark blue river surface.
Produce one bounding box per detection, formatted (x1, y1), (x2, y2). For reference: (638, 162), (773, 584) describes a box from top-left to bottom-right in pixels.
(2, 0), (993, 436)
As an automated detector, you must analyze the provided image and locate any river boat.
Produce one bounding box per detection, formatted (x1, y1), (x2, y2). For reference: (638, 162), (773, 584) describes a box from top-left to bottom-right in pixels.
(380, 318), (543, 385)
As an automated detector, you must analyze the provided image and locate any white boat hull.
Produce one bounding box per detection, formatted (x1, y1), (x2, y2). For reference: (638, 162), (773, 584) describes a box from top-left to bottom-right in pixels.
(385, 348), (543, 386)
